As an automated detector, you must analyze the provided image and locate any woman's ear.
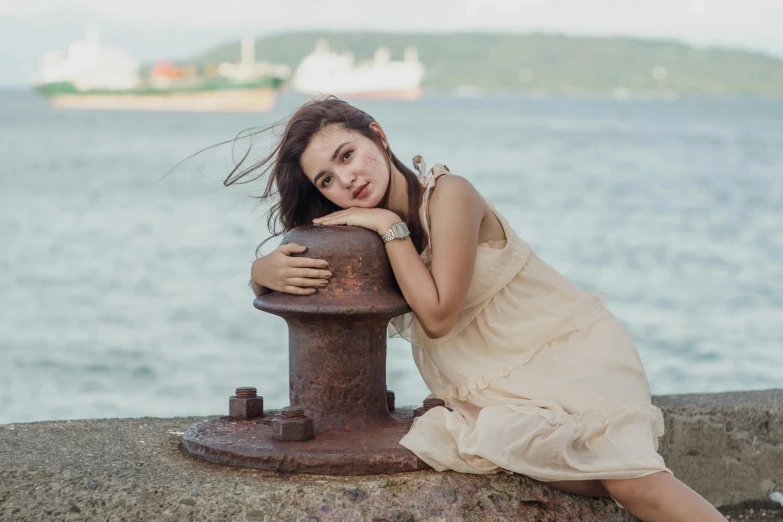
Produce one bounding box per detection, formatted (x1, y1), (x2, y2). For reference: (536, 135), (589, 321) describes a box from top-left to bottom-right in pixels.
(369, 122), (388, 150)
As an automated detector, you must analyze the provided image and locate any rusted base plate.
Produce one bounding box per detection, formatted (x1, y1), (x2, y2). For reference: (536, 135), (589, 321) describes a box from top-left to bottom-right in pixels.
(182, 408), (430, 475)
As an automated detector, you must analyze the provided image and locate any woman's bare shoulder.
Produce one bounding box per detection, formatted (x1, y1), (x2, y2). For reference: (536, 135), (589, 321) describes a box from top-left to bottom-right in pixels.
(427, 174), (485, 229)
(429, 174), (483, 207)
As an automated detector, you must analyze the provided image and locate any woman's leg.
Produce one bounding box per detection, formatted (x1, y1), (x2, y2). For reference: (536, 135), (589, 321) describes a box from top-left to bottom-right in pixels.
(601, 472), (727, 522)
(546, 480), (610, 498)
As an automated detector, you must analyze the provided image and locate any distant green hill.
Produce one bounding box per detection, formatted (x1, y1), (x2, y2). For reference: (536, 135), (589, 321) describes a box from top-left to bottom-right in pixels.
(189, 32), (783, 97)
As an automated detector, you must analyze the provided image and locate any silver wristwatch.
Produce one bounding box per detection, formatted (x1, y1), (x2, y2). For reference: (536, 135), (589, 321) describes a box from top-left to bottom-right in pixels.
(381, 222), (410, 243)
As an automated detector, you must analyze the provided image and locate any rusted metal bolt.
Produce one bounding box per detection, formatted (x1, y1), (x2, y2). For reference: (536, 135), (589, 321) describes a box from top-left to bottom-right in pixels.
(386, 390), (395, 412)
(229, 387), (264, 420)
(272, 406), (315, 442)
(235, 387), (257, 398)
(414, 398), (446, 418)
(280, 406), (304, 419)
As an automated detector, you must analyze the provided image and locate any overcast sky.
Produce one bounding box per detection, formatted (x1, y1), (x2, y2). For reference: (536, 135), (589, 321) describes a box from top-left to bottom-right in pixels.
(2, 0), (783, 86)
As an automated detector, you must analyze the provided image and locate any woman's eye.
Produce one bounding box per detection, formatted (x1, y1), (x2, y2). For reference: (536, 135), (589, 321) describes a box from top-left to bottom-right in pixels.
(321, 176), (332, 188)
(343, 150), (352, 161)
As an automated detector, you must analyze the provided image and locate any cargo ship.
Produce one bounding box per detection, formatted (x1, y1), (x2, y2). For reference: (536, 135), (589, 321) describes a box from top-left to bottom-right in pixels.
(291, 40), (425, 101)
(35, 28), (289, 112)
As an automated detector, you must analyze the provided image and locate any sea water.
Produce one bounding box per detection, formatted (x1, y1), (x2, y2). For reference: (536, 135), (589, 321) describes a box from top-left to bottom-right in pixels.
(1, 91), (781, 423)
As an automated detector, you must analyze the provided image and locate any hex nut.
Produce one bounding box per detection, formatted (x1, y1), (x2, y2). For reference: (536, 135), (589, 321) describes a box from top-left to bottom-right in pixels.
(271, 415), (315, 441)
(229, 396), (264, 420)
(423, 398), (446, 409)
(414, 397), (448, 418)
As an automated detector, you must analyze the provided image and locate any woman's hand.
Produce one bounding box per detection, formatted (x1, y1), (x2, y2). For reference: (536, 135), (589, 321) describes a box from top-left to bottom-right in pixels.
(312, 208), (401, 234)
(251, 243), (332, 296)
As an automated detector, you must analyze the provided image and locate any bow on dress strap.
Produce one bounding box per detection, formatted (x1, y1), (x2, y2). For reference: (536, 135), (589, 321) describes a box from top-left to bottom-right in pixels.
(412, 155), (449, 189)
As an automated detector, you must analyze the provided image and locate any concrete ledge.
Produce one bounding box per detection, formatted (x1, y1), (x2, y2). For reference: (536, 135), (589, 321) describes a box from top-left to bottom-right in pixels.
(0, 417), (632, 521)
(0, 390), (781, 521)
(653, 389), (783, 507)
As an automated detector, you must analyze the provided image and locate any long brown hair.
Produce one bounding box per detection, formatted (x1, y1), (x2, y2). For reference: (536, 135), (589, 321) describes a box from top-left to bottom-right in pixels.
(223, 96), (427, 256)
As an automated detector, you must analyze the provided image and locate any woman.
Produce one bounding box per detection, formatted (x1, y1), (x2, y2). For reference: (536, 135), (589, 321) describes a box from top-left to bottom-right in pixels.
(240, 96), (726, 522)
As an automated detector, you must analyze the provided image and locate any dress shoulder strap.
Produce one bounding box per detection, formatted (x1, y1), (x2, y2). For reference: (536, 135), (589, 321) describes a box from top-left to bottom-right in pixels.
(412, 155), (450, 241)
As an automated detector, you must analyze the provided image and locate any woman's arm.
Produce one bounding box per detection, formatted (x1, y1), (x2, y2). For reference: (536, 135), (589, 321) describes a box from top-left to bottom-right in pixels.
(385, 175), (483, 338)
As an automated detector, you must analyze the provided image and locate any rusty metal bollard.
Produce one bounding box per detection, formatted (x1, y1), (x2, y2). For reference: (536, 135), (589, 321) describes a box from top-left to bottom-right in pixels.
(182, 225), (429, 475)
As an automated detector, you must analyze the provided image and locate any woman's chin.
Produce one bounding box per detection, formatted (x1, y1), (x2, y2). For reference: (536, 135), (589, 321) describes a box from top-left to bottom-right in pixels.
(366, 194), (384, 208)
(343, 199), (379, 209)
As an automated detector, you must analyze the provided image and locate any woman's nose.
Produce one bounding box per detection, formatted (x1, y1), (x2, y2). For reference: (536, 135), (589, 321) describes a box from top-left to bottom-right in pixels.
(336, 169), (357, 188)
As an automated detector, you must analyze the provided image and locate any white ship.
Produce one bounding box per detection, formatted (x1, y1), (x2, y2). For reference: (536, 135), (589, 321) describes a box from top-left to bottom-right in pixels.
(36, 25), (140, 92)
(291, 40), (425, 101)
(35, 29), (286, 113)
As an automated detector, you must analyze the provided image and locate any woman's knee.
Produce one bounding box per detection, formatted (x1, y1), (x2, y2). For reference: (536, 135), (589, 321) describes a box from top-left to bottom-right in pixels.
(601, 472), (669, 503)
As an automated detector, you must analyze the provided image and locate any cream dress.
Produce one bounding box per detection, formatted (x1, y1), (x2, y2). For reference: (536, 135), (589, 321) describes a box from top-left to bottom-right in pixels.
(390, 158), (671, 482)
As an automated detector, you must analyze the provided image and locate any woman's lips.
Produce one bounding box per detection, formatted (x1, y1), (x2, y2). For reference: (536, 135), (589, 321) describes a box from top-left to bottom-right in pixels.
(353, 183), (369, 199)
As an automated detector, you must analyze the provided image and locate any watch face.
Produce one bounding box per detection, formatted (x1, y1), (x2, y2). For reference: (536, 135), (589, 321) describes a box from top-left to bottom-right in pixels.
(393, 223), (409, 237)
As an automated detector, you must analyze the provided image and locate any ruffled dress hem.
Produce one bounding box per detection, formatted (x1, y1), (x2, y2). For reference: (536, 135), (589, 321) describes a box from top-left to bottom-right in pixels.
(399, 399), (670, 481)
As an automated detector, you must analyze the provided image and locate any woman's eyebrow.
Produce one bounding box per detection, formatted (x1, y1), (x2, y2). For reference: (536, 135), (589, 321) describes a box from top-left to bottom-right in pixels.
(313, 141), (351, 185)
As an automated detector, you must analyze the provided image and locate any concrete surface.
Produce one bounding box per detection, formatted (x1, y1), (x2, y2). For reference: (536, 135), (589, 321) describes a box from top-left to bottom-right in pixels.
(0, 389), (781, 521)
(653, 390), (783, 506)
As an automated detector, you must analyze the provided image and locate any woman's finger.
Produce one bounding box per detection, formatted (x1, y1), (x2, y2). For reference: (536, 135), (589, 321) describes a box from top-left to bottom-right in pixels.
(314, 209), (351, 222)
(318, 217), (348, 225)
(283, 285), (317, 295)
(288, 277), (329, 288)
(278, 243), (307, 255)
(323, 209), (349, 217)
(291, 268), (332, 279)
(289, 257), (329, 268)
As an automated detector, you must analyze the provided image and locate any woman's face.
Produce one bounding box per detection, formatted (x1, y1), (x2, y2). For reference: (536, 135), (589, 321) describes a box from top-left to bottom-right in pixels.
(300, 123), (390, 209)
